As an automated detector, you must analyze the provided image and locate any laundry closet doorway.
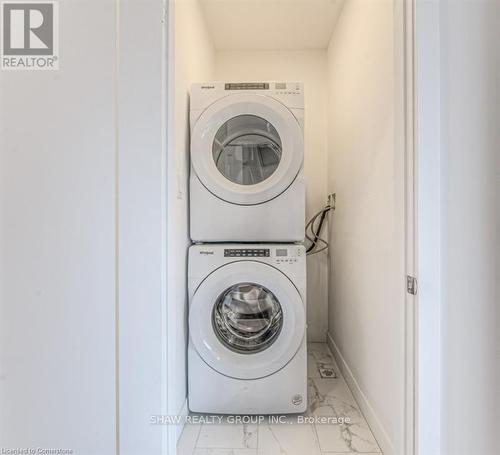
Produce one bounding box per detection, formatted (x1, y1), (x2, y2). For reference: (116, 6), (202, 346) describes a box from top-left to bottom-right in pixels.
(168, 1), (427, 455)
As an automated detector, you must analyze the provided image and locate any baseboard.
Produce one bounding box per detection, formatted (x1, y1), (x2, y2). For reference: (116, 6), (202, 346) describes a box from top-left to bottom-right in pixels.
(327, 332), (395, 455)
(307, 333), (328, 343)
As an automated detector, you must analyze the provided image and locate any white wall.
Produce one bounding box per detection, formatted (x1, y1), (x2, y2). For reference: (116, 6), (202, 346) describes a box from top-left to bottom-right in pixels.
(325, 1), (405, 454)
(0, 0), (169, 453)
(439, 1), (500, 454)
(215, 50), (329, 342)
(170, 0), (215, 441)
(0, 0), (117, 452)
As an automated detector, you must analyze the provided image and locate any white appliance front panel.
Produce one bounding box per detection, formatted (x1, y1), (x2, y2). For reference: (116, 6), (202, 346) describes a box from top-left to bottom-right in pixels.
(189, 261), (306, 380)
(191, 93), (304, 205)
(189, 169), (305, 242)
(188, 338), (307, 414)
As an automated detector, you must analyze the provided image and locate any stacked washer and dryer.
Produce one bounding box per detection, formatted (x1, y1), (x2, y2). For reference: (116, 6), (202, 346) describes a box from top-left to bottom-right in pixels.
(188, 82), (307, 414)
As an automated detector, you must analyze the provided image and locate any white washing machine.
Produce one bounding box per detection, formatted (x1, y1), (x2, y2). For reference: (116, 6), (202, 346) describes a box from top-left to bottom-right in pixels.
(188, 244), (307, 414)
(190, 82), (305, 242)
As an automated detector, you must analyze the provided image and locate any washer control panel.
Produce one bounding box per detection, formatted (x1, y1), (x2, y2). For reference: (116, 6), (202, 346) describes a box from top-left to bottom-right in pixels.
(224, 248), (270, 258)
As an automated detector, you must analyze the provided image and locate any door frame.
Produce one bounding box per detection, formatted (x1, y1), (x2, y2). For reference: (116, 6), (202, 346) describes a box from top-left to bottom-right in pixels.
(395, 1), (416, 453)
(401, 0), (443, 454)
(403, 0), (416, 452)
(165, 0), (179, 454)
(413, 0), (443, 454)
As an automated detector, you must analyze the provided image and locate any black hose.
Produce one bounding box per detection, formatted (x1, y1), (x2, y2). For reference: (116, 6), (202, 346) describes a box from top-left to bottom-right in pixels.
(306, 206), (330, 253)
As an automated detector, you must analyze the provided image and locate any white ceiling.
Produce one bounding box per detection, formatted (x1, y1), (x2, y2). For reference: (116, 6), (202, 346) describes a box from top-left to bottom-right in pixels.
(200, 0), (345, 51)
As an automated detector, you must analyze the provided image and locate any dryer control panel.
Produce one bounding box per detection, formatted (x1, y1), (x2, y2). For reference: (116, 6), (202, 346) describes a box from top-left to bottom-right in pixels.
(190, 81), (304, 112)
(223, 81), (302, 96)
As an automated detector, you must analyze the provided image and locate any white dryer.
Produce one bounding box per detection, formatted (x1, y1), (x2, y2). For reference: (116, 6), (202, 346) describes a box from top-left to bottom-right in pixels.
(190, 82), (305, 242)
(188, 244), (307, 414)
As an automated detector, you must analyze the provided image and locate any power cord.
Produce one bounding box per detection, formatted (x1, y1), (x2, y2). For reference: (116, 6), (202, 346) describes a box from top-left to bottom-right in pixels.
(305, 200), (334, 256)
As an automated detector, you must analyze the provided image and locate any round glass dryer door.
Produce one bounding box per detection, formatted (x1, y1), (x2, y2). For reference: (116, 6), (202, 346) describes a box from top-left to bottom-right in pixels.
(191, 93), (303, 205)
(212, 115), (282, 186)
(189, 261), (306, 380)
(212, 282), (283, 354)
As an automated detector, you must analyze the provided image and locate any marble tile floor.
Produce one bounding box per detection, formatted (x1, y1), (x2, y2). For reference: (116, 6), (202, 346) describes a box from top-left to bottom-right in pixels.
(177, 343), (381, 455)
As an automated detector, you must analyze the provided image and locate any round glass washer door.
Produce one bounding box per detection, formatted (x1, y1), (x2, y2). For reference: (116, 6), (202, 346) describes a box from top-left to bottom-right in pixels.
(191, 93), (303, 206)
(212, 282), (283, 354)
(212, 115), (282, 186)
(189, 261), (306, 380)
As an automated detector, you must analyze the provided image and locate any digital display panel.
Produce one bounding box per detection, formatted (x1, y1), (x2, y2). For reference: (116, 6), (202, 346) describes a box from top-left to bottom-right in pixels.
(224, 248), (270, 257)
(276, 249), (288, 257)
(225, 83), (269, 90)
